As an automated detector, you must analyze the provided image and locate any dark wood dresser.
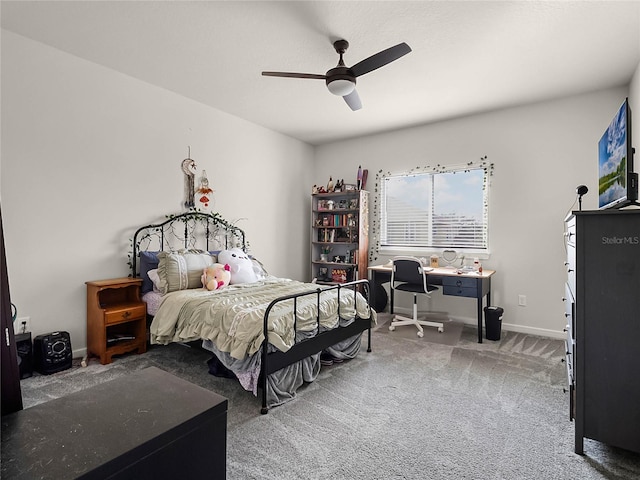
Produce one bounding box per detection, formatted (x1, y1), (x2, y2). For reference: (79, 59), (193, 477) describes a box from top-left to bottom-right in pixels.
(565, 209), (640, 455)
(1, 366), (227, 479)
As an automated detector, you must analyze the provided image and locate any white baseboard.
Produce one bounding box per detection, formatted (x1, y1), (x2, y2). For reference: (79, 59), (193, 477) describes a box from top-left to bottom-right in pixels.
(449, 315), (566, 340)
(73, 347), (87, 360)
(390, 308), (566, 340)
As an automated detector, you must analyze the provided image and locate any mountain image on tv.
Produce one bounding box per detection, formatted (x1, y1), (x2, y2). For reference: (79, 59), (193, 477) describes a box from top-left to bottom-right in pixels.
(598, 102), (627, 207)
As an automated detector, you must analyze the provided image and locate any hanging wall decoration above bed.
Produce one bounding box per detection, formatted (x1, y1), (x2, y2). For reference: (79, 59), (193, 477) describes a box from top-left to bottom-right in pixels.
(197, 170), (214, 208)
(181, 148), (197, 208)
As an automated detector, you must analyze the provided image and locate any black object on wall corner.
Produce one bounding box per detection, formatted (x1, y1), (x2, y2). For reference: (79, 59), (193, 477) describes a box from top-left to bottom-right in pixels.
(1, 204), (23, 415)
(15, 333), (33, 379)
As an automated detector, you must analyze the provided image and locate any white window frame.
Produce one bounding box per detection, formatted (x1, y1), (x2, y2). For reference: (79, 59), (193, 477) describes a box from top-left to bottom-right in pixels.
(370, 158), (493, 263)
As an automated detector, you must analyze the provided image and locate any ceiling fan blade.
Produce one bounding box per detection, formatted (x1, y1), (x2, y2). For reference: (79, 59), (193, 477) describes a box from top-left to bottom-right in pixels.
(343, 89), (362, 111)
(262, 71), (327, 80)
(350, 42), (412, 78)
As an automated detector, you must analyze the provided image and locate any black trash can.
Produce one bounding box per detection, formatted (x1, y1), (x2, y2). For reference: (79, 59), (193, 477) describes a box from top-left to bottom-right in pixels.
(484, 306), (504, 341)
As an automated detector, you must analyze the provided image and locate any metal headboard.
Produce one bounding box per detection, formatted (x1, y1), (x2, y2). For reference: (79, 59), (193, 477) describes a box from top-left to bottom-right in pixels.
(130, 211), (247, 277)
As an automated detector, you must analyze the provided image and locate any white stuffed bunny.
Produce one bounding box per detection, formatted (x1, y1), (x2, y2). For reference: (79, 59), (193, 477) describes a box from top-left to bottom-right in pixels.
(217, 248), (258, 284)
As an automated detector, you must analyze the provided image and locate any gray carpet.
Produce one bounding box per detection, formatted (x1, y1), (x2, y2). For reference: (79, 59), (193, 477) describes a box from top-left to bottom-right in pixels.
(18, 323), (640, 480)
(375, 312), (464, 345)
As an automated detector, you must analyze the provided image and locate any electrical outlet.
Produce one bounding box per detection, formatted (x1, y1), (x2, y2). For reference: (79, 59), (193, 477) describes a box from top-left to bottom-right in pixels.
(16, 316), (30, 334)
(518, 295), (527, 307)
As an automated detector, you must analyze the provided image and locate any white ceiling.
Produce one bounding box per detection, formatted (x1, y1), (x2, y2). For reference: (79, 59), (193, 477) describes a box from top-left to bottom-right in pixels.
(2, 1), (640, 145)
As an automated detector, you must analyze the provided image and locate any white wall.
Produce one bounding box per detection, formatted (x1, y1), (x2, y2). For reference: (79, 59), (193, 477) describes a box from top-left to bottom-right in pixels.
(1, 31), (314, 355)
(314, 88), (630, 338)
(3, 29), (638, 353)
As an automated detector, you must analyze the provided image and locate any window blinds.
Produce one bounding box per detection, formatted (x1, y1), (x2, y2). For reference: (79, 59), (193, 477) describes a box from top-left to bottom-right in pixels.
(380, 168), (488, 250)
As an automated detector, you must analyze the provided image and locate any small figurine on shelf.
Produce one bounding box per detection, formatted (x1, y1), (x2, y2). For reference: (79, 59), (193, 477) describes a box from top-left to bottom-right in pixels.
(327, 177), (334, 192)
(312, 185), (319, 194)
(334, 179), (343, 192)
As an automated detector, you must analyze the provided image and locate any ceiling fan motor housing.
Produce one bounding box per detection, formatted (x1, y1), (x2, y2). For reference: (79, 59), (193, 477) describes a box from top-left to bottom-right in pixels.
(325, 66), (356, 96)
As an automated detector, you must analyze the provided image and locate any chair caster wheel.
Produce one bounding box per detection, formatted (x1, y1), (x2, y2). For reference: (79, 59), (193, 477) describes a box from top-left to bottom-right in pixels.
(389, 325), (395, 331)
(417, 331), (424, 338)
(438, 328), (444, 333)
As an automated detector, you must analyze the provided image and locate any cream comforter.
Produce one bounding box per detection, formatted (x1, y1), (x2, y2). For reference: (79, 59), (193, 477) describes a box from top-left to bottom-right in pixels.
(150, 277), (374, 360)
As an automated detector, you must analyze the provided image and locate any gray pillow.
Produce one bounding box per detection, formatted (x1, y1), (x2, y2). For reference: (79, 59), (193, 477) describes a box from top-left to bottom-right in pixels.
(157, 250), (215, 294)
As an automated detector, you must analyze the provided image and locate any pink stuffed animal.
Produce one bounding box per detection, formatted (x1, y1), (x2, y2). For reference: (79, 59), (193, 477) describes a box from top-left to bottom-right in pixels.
(201, 263), (231, 291)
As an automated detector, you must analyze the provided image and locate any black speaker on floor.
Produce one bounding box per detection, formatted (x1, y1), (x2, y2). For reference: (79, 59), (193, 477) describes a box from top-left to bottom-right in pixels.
(34, 331), (72, 375)
(15, 332), (33, 379)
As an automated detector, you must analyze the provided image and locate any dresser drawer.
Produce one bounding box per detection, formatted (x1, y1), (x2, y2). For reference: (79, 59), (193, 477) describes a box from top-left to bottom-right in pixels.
(566, 244), (576, 295)
(442, 276), (478, 298)
(104, 304), (146, 325)
(564, 282), (575, 339)
(565, 339), (574, 385)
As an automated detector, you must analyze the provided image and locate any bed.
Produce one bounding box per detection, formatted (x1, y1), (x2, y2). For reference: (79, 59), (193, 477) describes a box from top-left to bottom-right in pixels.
(131, 211), (375, 413)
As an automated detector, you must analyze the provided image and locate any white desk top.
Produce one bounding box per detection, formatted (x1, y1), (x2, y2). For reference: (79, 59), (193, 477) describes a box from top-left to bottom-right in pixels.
(368, 263), (495, 278)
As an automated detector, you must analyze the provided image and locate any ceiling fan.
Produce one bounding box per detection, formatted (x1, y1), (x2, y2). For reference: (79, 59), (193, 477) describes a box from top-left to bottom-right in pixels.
(262, 40), (411, 111)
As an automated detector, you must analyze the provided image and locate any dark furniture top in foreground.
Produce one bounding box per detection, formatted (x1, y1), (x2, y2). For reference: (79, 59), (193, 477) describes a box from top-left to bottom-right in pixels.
(1, 367), (228, 480)
(369, 264), (494, 343)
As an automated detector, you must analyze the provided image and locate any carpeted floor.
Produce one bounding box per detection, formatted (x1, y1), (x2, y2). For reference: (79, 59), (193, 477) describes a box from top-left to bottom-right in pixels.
(375, 313), (464, 345)
(17, 318), (640, 480)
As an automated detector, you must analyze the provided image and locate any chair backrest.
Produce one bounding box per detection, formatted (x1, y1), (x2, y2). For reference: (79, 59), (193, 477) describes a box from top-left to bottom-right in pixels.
(391, 256), (430, 293)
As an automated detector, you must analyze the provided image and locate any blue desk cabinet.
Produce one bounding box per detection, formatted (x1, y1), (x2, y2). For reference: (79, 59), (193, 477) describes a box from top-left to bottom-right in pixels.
(442, 276), (479, 298)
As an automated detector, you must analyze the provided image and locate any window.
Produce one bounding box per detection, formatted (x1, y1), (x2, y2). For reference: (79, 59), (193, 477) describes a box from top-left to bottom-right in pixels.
(371, 160), (492, 259)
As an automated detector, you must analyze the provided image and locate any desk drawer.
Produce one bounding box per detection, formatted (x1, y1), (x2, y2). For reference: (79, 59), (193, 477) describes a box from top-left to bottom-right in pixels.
(442, 276), (478, 298)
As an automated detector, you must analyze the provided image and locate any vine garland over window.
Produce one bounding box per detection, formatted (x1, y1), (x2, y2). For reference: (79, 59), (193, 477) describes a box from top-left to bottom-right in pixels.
(370, 156), (494, 262)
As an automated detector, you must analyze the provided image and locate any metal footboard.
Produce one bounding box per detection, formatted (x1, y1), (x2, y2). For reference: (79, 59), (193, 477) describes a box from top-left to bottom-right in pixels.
(260, 279), (373, 414)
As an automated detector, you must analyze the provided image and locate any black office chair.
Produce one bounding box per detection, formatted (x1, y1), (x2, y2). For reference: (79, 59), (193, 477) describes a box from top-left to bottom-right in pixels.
(390, 256), (444, 337)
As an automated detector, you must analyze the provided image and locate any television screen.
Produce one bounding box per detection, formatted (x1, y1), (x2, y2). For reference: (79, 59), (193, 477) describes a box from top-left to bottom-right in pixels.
(598, 98), (633, 209)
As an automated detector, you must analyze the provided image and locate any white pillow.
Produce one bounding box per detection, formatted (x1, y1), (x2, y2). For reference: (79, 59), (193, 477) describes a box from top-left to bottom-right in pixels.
(147, 269), (162, 293)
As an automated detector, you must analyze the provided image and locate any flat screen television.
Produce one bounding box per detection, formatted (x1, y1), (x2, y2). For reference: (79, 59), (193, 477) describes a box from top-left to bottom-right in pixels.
(598, 97), (638, 209)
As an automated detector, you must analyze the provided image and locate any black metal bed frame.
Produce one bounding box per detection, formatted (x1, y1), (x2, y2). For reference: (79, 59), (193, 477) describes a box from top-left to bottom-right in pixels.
(131, 211), (373, 414)
(131, 211), (246, 278)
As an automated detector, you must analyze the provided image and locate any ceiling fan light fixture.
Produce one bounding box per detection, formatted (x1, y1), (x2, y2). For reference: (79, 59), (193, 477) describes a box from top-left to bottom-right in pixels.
(327, 79), (355, 96)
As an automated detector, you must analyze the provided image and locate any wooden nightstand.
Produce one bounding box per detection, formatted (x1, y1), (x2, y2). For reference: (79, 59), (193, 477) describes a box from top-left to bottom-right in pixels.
(86, 278), (147, 365)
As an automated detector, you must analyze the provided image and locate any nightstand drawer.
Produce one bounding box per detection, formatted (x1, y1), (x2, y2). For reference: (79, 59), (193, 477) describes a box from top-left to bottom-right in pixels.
(104, 304), (146, 325)
(442, 276), (478, 298)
